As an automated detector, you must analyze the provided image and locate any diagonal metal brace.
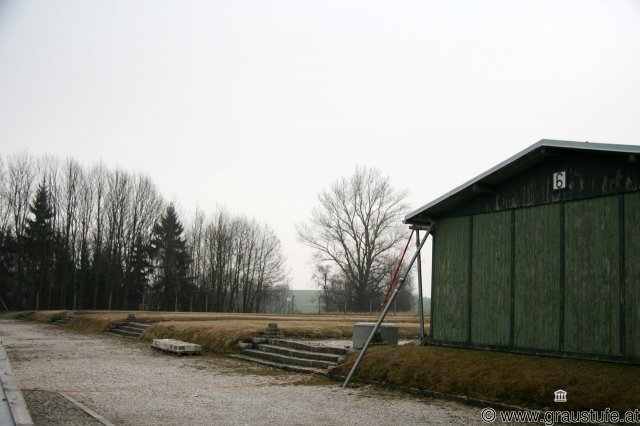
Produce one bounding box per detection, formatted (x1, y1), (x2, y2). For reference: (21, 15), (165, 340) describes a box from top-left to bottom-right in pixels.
(342, 225), (432, 388)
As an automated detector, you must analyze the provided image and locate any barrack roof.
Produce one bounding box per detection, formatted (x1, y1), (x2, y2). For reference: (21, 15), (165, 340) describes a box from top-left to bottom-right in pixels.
(404, 139), (640, 224)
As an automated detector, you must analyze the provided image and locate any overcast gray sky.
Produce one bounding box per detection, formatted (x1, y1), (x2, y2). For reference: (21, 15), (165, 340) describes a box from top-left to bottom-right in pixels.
(1, 1), (639, 292)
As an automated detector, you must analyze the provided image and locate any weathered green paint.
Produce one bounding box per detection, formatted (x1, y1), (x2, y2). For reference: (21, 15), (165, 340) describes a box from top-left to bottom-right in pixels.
(625, 192), (640, 357)
(514, 204), (561, 350)
(432, 216), (469, 342)
(420, 143), (640, 363)
(471, 211), (511, 346)
(431, 194), (639, 361)
(445, 151), (639, 218)
(564, 196), (620, 355)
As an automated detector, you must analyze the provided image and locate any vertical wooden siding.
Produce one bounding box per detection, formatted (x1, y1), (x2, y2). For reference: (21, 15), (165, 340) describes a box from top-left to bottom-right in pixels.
(433, 190), (639, 361)
(471, 211), (511, 346)
(564, 196), (620, 355)
(432, 216), (469, 342)
(514, 204), (561, 350)
(625, 192), (640, 357)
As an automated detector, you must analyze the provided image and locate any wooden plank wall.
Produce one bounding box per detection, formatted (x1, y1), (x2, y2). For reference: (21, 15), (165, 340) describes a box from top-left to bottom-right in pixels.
(625, 192), (640, 358)
(433, 191), (640, 361)
(564, 196), (620, 356)
(470, 211), (511, 346)
(514, 204), (561, 350)
(432, 216), (469, 342)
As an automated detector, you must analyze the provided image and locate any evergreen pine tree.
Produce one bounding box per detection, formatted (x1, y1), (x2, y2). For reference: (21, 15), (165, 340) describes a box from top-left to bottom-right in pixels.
(0, 230), (17, 310)
(24, 181), (55, 309)
(150, 204), (190, 311)
(124, 235), (152, 310)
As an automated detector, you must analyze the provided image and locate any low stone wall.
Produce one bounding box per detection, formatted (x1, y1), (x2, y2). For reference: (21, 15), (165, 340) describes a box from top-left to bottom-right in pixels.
(0, 342), (33, 425)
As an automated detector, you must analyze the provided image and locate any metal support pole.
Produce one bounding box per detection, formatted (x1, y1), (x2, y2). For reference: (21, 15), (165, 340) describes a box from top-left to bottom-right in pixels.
(416, 230), (425, 340)
(342, 226), (431, 389)
(0, 294), (8, 312)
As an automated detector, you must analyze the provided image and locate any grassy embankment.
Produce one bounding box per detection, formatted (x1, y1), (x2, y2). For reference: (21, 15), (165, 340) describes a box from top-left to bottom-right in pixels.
(15, 310), (420, 352)
(8, 310), (640, 412)
(332, 345), (640, 412)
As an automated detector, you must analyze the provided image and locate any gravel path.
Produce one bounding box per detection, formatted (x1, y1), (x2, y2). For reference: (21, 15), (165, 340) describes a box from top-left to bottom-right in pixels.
(0, 320), (481, 425)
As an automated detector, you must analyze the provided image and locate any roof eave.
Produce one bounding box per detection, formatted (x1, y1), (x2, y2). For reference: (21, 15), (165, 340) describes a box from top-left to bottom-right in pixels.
(404, 139), (640, 224)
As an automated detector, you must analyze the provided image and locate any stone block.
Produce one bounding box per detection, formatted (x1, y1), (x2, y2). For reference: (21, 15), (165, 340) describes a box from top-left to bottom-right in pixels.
(352, 322), (398, 349)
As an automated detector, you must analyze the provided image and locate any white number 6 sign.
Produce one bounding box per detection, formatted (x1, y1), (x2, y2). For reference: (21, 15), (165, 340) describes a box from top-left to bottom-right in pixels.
(553, 171), (566, 190)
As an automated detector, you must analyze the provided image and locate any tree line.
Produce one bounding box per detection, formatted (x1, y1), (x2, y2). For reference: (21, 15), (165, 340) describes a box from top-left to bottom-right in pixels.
(0, 152), (289, 312)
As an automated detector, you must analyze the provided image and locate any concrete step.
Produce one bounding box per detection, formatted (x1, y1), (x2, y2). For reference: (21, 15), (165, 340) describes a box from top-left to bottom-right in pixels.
(118, 325), (146, 334)
(127, 322), (150, 330)
(268, 339), (351, 356)
(105, 321), (149, 338)
(50, 316), (74, 325)
(258, 344), (344, 363)
(229, 354), (326, 374)
(108, 328), (140, 338)
(17, 311), (35, 320)
(241, 348), (336, 370)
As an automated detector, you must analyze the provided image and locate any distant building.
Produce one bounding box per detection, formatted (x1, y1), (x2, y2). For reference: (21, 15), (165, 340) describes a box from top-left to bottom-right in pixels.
(289, 290), (322, 314)
(405, 140), (640, 363)
(283, 290), (430, 314)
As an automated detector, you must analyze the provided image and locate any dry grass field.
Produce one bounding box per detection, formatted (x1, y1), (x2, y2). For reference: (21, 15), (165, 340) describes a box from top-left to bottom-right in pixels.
(20, 310), (423, 353)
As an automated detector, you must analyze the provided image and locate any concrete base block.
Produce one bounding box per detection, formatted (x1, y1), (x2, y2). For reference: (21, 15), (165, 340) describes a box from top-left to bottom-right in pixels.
(353, 322), (398, 349)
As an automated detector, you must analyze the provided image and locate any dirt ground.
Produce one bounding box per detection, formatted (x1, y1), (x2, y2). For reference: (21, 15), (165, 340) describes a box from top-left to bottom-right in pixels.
(0, 319), (481, 425)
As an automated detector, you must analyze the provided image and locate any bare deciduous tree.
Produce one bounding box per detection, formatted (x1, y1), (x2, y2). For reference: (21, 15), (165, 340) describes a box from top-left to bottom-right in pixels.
(189, 209), (289, 314)
(104, 169), (130, 309)
(51, 158), (83, 308)
(186, 208), (206, 311)
(5, 152), (36, 239)
(0, 156), (10, 236)
(122, 173), (162, 309)
(297, 167), (409, 312)
(90, 162), (108, 309)
(76, 168), (94, 309)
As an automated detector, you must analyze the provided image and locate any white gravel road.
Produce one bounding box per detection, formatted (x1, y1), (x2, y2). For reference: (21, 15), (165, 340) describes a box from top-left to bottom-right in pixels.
(0, 319), (482, 425)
